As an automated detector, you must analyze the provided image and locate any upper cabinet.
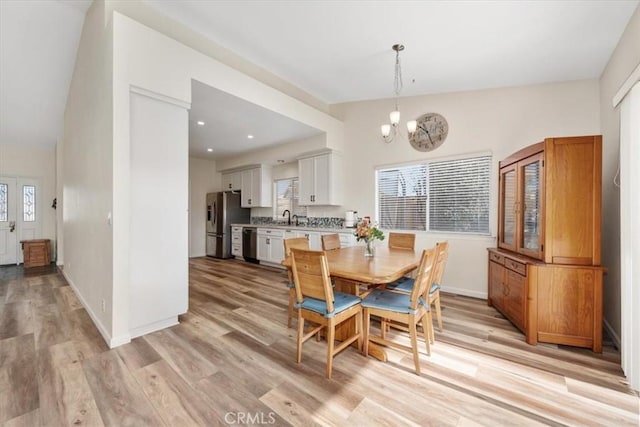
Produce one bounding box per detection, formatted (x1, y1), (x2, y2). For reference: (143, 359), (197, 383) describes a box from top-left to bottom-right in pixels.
(498, 135), (602, 265)
(241, 166), (272, 208)
(298, 151), (343, 206)
(222, 171), (242, 191)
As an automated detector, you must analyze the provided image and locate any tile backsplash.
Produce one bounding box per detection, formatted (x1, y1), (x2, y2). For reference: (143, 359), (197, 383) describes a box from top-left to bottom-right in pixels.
(251, 216), (344, 228)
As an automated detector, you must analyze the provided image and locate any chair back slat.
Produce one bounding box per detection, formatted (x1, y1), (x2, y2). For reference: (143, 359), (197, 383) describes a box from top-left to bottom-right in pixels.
(409, 247), (438, 309)
(284, 237), (309, 256)
(321, 233), (341, 251)
(290, 248), (335, 312)
(388, 232), (416, 250)
(433, 241), (449, 286)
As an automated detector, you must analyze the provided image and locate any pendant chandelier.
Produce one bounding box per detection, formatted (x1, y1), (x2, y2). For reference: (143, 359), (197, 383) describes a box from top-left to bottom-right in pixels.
(381, 44), (416, 143)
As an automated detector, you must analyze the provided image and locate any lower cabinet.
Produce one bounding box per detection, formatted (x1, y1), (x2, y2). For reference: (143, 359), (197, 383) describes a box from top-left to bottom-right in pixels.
(257, 228), (285, 264)
(487, 248), (604, 352)
(231, 226), (243, 258)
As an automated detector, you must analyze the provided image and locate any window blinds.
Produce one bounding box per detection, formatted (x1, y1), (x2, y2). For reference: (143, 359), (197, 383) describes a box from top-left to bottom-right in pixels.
(377, 155), (491, 234)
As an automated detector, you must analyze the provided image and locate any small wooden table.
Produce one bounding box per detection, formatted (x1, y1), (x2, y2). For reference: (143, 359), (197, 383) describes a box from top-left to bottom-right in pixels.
(284, 245), (421, 361)
(20, 239), (51, 268)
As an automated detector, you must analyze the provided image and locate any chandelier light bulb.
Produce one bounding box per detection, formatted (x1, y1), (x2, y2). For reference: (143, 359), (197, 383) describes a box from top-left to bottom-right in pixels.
(389, 110), (400, 125)
(407, 120), (417, 134)
(381, 124), (391, 137)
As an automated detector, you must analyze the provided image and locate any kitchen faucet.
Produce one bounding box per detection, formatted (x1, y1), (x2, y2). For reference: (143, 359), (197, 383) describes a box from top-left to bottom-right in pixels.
(283, 209), (291, 225)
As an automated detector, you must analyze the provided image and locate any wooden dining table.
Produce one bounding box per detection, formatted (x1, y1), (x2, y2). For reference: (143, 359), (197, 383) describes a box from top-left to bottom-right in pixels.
(283, 244), (421, 361)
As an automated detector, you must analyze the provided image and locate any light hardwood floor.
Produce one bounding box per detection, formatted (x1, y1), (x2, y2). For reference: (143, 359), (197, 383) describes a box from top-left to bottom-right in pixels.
(1, 257), (638, 426)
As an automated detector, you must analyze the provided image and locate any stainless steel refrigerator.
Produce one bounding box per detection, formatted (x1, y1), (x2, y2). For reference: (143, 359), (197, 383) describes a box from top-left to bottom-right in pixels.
(206, 192), (250, 258)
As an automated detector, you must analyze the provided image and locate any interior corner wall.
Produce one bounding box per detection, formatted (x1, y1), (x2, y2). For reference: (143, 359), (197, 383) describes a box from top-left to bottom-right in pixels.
(62, 0), (115, 345)
(598, 4), (640, 345)
(55, 140), (63, 265)
(189, 156), (218, 257)
(0, 144), (57, 259)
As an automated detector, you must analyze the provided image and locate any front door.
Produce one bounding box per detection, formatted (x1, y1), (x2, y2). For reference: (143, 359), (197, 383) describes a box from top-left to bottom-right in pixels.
(0, 176), (42, 265)
(0, 177), (18, 264)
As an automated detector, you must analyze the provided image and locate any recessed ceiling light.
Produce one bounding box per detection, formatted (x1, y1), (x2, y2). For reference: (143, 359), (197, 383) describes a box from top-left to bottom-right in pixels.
(197, 121), (205, 126)
(247, 134), (254, 139)
(207, 148), (213, 152)
(277, 159), (285, 163)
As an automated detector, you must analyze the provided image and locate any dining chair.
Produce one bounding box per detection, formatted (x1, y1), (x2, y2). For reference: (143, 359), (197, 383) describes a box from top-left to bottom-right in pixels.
(321, 233), (341, 251)
(386, 241), (449, 331)
(283, 237), (310, 328)
(289, 248), (363, 379)
(361, 247), (438, 375)
(387, 232), (416, 250)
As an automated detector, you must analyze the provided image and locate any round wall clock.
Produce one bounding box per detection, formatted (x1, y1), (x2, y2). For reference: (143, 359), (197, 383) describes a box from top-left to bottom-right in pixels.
(409, 113), (449, 152)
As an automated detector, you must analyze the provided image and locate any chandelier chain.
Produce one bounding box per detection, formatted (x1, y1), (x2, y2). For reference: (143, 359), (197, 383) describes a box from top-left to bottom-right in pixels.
(394, 49), (403, 100)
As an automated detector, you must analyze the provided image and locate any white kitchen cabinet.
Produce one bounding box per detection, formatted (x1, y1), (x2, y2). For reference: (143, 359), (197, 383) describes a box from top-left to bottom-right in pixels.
(298, 230), (322, 250)
(241, 166), (272, 208)
(298, 152), (342, 206)
(257, 228), (285, 264)
(338, 232), (357, 247)
(231, 226), (243, 257)
(222, 171), (242, 191)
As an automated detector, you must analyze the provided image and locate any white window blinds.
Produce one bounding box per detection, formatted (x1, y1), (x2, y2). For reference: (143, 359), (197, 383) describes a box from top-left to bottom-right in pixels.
(377, 154), (491, 234)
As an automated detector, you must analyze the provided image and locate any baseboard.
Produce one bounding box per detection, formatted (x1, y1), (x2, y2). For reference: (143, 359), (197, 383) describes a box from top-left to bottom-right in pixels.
(130, 317), (178, 339)
(61, 269), (131, 349)
(189, 253), (206, 258)
(603, 317), (621, 350)
(441, 285), (487, 300)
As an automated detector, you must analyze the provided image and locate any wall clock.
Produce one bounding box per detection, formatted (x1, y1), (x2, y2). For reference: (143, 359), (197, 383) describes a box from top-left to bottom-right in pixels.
(409, 113), (449, 152)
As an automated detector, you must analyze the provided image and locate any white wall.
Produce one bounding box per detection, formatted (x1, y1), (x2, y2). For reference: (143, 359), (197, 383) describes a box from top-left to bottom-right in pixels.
(129, 91), (188, 337)
(62, 0), (115, 343)
(0, 144), (57, 260)
(189, 156), (218, 257)
(598, 5), (640, 345)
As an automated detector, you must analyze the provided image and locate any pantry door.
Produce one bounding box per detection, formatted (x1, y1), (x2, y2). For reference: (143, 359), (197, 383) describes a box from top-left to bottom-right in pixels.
(0, 176), (18, 265)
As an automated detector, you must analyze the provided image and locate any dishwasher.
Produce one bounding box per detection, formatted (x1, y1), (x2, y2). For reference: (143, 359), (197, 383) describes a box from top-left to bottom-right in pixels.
(242, 227), (258, 263)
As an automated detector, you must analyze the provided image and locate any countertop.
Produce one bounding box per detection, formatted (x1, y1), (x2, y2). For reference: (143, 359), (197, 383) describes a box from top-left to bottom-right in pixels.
(231, 223), (357, 233)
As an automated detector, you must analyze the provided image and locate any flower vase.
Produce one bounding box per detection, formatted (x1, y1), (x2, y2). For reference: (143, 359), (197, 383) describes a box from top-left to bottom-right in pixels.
(364, 239), (375, 257)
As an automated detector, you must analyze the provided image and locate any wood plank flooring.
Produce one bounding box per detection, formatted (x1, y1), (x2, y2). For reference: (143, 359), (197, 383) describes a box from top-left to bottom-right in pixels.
(1, 258), (638, 426)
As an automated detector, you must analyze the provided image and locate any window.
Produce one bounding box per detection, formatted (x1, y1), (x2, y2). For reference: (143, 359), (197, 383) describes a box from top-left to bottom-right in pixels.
(274, 178), (306, 218)
(23, 185), (36, 222)
(377, 155), (491, 234)
(0, 183), (7, 222)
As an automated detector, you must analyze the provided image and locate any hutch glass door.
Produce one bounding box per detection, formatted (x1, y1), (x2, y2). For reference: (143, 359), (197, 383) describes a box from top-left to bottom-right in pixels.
(518, 153), (544, 259)
(499, 165), (517, 252)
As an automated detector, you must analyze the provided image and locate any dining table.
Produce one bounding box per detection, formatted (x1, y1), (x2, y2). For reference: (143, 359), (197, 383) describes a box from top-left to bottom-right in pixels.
(283, 244), (421, 361)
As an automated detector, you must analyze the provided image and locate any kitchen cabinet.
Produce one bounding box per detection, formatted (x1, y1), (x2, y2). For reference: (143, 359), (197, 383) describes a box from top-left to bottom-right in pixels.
(231, 226), (243, 258)
(297, 230), (321, 250)
(489, 135), (605, 352)
(222, 172), (242, 191)
(257, 228), (285, 264)
(241, 166), (272, 208)
(298, 151), (343, 206)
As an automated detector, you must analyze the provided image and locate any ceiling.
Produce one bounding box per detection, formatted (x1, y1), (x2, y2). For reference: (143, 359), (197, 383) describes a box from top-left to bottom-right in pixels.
(1, 0), (637, 158)
(189, 80), (322, 158)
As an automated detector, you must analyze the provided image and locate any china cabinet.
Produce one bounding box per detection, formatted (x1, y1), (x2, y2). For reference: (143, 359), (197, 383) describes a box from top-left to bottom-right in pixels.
(489, 135), (605, 352)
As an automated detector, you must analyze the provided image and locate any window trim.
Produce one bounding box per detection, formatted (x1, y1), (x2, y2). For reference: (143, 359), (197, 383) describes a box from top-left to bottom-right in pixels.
(374, 151), (494, 237)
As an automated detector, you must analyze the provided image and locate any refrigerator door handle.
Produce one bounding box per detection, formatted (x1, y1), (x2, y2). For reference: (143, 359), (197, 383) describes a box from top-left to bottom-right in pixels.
(213, 201), (217, 228)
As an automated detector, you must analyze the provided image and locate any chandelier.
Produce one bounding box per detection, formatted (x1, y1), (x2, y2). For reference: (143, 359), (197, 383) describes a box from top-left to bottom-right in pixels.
(381, 44), (416, 143)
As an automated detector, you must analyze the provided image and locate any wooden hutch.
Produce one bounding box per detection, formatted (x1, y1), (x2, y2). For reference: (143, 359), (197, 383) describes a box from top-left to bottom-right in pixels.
(488, 135), (605, 352)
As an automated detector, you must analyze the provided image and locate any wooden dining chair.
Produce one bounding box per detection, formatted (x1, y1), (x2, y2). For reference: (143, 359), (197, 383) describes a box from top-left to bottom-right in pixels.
(386, 241), (449, 331)
(321, 233), (341, 251)
(361, 247), (438, 375)
(290, 248), (363, 379)
(283, 237), (310, 328)
(388, 232), (416, 250)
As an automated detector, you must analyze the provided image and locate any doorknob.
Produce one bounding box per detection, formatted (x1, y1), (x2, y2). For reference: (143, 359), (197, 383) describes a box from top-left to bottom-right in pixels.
(9, 221), (15, 232)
